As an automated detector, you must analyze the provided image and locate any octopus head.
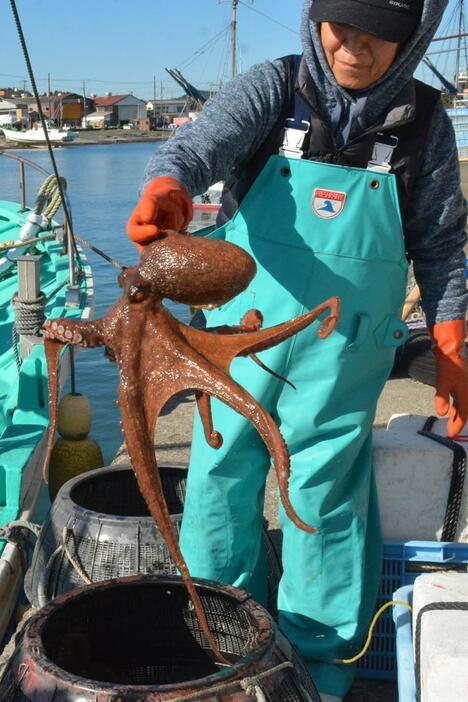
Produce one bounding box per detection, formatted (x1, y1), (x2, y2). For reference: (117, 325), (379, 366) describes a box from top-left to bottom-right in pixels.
(135, 230), (257, 307)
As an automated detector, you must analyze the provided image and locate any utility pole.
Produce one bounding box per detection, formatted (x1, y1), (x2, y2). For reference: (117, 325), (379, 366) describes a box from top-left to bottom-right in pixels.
(82, 79), (87, 126)
(47, 72), (51, 121)
(456, 0), (464, 99)
(153, 74), (157, 128)
(231, 0), (239, 79)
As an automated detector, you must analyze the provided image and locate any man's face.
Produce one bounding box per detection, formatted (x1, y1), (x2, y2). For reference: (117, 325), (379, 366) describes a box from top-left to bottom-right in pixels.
(320, 22), (400, 90)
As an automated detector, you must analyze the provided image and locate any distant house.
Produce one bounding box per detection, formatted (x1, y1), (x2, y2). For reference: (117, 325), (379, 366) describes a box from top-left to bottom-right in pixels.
(86, 111), (113, 128)
(17, 93), (93, 126)
(0, 97), (28, 125)
(93, 94), (147, 126)
(55, 93), (94, 125)
(147, 93), (213, 126)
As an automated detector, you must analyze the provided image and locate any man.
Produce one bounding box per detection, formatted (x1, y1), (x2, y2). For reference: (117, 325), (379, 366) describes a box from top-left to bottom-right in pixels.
(127, 1), (467, 699)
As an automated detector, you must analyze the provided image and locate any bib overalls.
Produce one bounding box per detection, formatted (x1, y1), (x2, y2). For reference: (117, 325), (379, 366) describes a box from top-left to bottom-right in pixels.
(180, 144), (408, 697)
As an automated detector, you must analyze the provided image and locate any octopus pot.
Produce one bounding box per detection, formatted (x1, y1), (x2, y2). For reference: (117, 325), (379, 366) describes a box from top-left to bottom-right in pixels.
(0, 575), (321, 702)
(25, 464), (282, 612)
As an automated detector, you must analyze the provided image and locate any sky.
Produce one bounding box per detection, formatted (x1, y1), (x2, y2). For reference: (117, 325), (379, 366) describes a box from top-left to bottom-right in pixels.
(0, 0), (304, 99)
(0, 0), (465, 100)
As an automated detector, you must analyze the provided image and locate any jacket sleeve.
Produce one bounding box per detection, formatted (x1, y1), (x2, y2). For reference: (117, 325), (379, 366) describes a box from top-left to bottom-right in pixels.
(141, 60), (288, 197)
(405, 101), (467, 325)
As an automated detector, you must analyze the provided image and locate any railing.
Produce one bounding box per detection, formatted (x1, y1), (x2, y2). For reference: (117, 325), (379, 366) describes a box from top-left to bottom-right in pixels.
(0, 150), (50, 209)
(0, 150), (78, 286)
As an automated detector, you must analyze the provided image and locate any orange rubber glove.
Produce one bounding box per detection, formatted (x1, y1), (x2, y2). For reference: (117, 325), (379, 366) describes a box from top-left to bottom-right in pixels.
(431, 319), (468, 437)
(127, 176), (193, 247)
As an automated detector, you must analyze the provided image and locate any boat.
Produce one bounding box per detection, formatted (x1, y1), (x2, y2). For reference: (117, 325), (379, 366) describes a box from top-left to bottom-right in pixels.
(0, 150), (94, 644)
(1, 125), (75, 144)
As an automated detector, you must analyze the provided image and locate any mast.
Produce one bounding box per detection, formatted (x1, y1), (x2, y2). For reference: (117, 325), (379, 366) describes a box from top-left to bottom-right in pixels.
(231, 0), (238, 79)
(456, 0), (464, 96)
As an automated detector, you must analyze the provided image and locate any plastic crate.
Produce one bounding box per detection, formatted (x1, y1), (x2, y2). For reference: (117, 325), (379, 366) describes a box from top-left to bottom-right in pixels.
(356, 541), (468, 680)
(393, 585), (416, 702)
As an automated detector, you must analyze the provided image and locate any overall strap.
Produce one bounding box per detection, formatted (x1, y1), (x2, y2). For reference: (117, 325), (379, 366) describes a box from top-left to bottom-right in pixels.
(390, 80), (441, 220)
(216, 55), (296, 226)
(279, 55), (311, 159)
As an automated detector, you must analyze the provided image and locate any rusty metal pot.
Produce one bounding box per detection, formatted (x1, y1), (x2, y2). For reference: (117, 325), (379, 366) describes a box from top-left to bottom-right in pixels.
(0, 576), (320, 702)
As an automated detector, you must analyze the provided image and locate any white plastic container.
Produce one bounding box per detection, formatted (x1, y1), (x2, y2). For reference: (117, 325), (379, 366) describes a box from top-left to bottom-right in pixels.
(373, 415), (467, 542)
(412, 572), (468, 702)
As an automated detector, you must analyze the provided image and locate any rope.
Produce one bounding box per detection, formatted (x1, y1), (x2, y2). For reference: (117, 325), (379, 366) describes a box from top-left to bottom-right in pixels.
(11, 292), (46, 336)
(0, 521), (41, 542)
(32, 174), (67, 220)
(0, 606), (36, 684)
(0, 233), (55, 251)
(335, 600), (413, 665)
(415, 601), (468, 702)
(11, 291), (46, 371)
(0, 230), (123, 269)
(0, 521), (41, 595)
(61, 527), (92, 584)
(166, 661), (293, 702)
(74, 234), (124, 270)
(8, 0), (82, 268)
(418, 416), (466, 541)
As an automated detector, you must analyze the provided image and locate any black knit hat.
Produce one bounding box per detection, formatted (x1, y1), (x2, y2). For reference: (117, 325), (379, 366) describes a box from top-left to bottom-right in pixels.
(310, 0), (423, 43)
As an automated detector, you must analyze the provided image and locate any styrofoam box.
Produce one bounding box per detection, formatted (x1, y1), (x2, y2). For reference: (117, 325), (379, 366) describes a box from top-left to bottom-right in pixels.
(373, 415), (467, 542)
(413, 572), (468, 702)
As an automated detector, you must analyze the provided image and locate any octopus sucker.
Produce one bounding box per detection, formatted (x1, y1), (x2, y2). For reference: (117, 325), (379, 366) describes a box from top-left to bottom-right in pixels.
(42, 229), (340, 663)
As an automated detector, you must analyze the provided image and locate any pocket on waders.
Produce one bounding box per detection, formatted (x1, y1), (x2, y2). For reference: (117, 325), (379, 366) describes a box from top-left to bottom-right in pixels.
(345, 313), (408, 354)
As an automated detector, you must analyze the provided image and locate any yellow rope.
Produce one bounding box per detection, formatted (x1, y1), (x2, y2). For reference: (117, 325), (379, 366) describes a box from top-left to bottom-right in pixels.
(335, 599), (412, 665)
(34, 174), (67, 219)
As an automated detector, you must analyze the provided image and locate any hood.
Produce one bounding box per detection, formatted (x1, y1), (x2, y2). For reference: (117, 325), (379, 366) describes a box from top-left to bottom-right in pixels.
(301, 0), (447, 134)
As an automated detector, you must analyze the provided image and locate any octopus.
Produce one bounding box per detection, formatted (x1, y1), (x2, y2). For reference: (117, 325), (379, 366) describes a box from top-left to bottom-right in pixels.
(42, 229), (340, 664)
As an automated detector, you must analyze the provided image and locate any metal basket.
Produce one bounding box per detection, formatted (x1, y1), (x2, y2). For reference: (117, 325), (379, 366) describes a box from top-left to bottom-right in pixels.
(25, 464), (282, 613)
(1, 576), (320, 702)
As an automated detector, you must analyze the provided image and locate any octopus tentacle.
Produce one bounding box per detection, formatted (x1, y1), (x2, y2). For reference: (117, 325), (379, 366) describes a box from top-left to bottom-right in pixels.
(43, 338), (67, 481)
(163, 365), (316, 534)
(195, 391), (223, 449)
(42, 319), (106, 481)
(117, 385), (230, 665)
(43, 317), (105, 347)
(176, 296), (340, 374)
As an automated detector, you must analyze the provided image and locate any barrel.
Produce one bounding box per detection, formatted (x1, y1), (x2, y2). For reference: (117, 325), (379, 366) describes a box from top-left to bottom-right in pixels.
(1, 576), (320, 701)
(25, 464), (282, 612)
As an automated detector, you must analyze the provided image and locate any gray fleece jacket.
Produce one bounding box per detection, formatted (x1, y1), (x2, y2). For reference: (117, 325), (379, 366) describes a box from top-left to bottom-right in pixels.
(143, 0), (467, 325)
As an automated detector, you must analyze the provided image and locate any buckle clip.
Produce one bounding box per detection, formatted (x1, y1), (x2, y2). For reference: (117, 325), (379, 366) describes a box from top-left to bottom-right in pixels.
(279, 119), (310, 159)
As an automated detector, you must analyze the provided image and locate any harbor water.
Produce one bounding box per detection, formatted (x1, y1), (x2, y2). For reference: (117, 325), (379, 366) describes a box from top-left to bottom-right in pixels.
(0, 142), (193, 462)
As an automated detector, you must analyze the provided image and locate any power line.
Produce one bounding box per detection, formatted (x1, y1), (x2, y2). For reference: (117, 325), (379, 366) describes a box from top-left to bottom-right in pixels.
(176, 24), (231, 71)
(238, 0), (299, 36)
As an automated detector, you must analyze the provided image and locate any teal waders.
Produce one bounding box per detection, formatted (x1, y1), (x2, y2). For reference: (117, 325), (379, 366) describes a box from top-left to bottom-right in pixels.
(180, 154), (409, 698)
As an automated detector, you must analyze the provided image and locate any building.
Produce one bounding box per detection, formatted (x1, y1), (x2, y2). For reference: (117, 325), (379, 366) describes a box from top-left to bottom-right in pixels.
(11, 93), (94, 126)
(146, 92), (213, 126)
(93, 94), (147, 126)
(85, 111), (113, 128)
(0, 97), (28, 126)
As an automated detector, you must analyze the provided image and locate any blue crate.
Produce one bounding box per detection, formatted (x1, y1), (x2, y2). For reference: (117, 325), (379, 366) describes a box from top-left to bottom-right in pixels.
(356, 541), (468, 681)
(393, 585), (416, 702)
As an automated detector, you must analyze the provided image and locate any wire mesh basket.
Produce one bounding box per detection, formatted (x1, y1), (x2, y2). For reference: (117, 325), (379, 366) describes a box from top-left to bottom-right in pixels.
(25, 464), (282, 613)
(1, 576), (321, 702)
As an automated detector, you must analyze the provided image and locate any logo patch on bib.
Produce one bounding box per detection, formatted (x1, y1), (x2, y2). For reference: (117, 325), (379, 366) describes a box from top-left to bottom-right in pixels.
(312, 189), (346, 219)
